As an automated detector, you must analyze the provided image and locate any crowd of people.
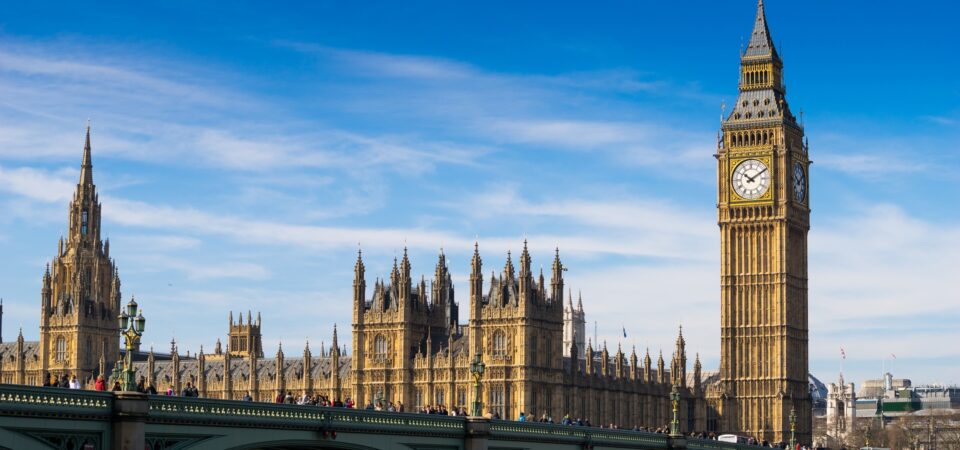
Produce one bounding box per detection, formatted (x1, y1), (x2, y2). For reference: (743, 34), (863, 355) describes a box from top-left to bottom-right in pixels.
(41, 372), (200, 397)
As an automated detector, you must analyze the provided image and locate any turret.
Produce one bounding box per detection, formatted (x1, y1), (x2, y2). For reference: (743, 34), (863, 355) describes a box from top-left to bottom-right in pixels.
(585, 340), (594, 376)
(657, 350), (666, 384)
(147, 346), (155, 386)
(172, 340), (181, 393)
(469, 242), (483, 356)
(198, 346), (206, 397)
(303, 339), (312, 395)
(224, 343), (233, 398)
(693, 353), (702, 393)
(432, 248), (457, 331)
(615, 344), (624, 378)
(550, 247), (564, 304)
(630, 346), (639, 380)
(15, 328), (25, 384)
(672, 325), (687, 387)
(518, 241), (532, 306)
(601, 342), (609, 376)
(399, 247), (412, 305)
(276, 342), (285, 391)
(644, 348), (652, 383)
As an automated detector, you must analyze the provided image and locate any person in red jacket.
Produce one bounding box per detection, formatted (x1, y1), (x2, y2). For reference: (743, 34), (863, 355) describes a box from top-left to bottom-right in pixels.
(94, 375), (106, 391)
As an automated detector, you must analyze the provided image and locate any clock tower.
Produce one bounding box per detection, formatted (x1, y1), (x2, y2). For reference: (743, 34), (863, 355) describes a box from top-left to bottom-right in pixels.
(716, 0), (811, 443)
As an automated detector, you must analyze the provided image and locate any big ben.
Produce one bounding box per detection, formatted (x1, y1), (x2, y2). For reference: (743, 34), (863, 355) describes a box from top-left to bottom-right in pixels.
(717, 0), (811, 444)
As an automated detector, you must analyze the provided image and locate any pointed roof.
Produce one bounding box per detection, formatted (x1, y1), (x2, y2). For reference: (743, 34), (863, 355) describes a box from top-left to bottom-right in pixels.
(471, 241), (482, 274)
(744, 0), (779, 60)
(79, 124), (94, 186)
(354, 247), (365, 275)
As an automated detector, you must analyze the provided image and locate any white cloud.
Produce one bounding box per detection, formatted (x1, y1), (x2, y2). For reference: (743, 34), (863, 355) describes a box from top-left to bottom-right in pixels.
(0, 165), (76, 202)
(809, 204), (960, 361)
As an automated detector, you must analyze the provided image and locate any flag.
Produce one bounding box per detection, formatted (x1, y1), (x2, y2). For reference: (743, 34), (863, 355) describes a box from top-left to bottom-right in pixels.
(622, 327), (627, 338)
(840, 347), (846, 359)
(891, 353), (896, 359)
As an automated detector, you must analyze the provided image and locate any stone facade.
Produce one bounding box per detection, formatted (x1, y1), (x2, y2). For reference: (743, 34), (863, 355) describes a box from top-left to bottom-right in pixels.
(0, 126), (121, 387)
(129, 244), (710, 430)
(709, 0), (813, 443)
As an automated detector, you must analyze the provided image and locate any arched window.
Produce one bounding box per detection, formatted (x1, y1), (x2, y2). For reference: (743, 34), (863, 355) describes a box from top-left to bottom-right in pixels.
(374, 335), (388, 359)
(81, 210), (89, 235)
(492, 330), (506, 357)
(55, 336), (67, 362)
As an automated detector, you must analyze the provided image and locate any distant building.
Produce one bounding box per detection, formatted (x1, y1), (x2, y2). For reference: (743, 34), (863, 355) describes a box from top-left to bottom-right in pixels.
(562, 292), (585, 361)
(825, 374), (857, 443)
(850, 372), (959, 423)
(818, 372), (960, 448)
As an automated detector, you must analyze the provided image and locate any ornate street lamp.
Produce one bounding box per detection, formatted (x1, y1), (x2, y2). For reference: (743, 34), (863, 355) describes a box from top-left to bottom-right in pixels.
(670, 385), (680, 437)
(117, 296), (145, 391)
(469, 352), (485, 417)
(670, 385), (681, 437)
(789, 406), (797, 448)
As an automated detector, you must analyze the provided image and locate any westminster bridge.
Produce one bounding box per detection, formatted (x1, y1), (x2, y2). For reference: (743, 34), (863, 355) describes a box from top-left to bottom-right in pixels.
(0, 384), (753, 450)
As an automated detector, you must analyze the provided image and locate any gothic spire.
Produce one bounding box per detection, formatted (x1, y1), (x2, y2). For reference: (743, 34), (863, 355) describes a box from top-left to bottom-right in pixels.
(470, 241), (483, 277)
(519, 239), (531, 276)
(331, 323), (339, 350)
(400, 246), (411, 275)
(79, 124), (94, 186)
(744, 0), (779, 60)
(354, 247), (365, 277)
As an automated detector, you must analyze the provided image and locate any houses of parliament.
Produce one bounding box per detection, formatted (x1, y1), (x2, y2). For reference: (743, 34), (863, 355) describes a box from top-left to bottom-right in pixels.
(0, 1), (812, 443)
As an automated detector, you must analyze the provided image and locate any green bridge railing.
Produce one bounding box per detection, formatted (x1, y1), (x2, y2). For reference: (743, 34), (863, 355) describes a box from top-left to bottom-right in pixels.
(147, 395), (466, 436)
(0, 384), (761, 450)
(0, 384), (113, 419)
(490, 420), (670, 448)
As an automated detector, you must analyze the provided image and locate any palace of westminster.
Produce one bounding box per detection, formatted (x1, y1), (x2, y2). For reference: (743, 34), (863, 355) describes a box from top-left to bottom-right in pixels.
(0, 2), (814, 443)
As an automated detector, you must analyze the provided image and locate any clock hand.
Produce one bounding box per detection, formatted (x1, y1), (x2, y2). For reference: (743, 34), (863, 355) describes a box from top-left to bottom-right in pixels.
(746, 167), (768, 183)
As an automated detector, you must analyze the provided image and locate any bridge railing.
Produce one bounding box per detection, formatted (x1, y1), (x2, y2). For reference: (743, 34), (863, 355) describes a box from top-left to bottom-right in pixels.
(147, 395), (466, 436)
(147, 395), (676, 445)
(490, 420), (670, 448)
(0, 383), (113, 419)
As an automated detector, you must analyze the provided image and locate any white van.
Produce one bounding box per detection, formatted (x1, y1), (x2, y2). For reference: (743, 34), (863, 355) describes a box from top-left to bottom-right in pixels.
(717, 434), (749, 444)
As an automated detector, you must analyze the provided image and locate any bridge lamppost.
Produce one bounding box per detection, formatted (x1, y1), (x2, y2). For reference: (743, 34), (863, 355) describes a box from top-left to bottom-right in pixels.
(117, 297), (145, 391)
(469, 352), (485, 417)
(789, 406), (797, 448)
(670, 385), (681, 437)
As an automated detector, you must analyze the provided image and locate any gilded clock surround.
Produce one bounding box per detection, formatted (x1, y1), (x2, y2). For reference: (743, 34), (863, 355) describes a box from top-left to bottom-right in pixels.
(729, 156), (774, 203)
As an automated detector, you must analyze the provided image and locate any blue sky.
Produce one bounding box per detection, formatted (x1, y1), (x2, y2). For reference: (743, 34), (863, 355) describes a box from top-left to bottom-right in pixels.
(0, 1), (957, 387)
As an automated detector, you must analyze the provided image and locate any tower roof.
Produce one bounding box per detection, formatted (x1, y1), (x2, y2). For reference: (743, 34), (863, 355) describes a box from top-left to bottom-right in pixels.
(743, 0), (779, 60)
(79, 124), (94, 186)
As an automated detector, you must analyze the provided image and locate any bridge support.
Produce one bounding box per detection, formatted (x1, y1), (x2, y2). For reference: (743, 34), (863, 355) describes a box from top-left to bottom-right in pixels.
(111, 392), (148, 450)
(667, 435), (687, 450)
(465, 417), (491, 450)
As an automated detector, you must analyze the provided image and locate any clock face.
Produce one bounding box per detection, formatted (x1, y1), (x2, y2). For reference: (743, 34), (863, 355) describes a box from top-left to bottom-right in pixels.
(793, 162), (806, 202)
(732, 159), (770, 200)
